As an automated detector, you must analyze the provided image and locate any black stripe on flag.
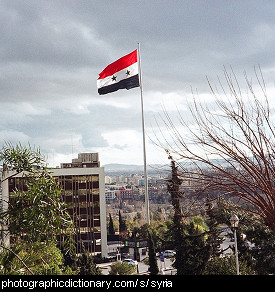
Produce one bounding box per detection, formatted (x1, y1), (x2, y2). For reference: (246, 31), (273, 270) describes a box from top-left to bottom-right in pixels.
(98, 75), (139, 95)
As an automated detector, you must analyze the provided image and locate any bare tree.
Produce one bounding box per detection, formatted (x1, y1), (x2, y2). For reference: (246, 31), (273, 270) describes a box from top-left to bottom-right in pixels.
(156, 67), (275, 232)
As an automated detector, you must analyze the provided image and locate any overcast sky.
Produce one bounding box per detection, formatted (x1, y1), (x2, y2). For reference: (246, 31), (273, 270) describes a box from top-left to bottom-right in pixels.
(1, 0), (275, 167)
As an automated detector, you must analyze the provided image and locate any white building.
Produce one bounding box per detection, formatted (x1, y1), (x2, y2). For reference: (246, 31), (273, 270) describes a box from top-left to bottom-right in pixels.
(105, 189), (117, 202)
(105, 176), (113, 184)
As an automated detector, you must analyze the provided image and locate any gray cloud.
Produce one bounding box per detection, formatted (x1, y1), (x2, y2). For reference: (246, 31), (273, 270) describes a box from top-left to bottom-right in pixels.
(0, 0), (275, 165)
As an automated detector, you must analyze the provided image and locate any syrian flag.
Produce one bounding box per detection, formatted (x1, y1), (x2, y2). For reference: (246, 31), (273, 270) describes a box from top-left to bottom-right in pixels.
(97, 50), (140, 95)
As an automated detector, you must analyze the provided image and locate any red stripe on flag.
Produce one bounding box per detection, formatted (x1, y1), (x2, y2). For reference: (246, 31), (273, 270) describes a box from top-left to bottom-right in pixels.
(98, 50), (138, 80)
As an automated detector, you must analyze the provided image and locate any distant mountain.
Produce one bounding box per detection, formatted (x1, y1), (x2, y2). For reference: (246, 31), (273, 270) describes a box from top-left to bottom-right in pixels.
(103, 163), (169, 173)
(103, 163), (144, 171)
(103, 158), (238, 174)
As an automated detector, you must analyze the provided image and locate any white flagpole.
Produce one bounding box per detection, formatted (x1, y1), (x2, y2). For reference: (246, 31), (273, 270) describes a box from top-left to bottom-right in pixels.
(137, 43), (150, 224)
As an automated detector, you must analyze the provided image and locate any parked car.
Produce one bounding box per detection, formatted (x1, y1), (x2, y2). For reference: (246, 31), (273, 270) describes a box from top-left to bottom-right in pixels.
(121, 253), (130, 259)
(122, 259), (138, 266)
(162, 250), (176, 258)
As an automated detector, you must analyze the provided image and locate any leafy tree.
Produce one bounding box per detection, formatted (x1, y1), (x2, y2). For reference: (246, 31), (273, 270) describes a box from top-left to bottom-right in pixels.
(0, 142), (74, 246)
(150, 220), (173, 251)
(167, 154), (186, 275)
(203, 255), (254, 275)
(8, 170), (73, 244)
(166, 156), (212, 275)
(108, 213), (115, 235)
(0, 142), (45, 174)
(0, 241), (74, 275)
(177, 219), (210, 275)
(166, 156), (210, 274)
(0, 142), (74, 274)
(247, 223), (275, 275)
(62, 249), (78, 273)
(109, 262), (136, 275)
(147, 226), (159, 275)
(119, 210), (127, 236)
(77, 248), (101, 275)
(0, 242), (33, 275)
(209, 199), (275, 274)
(205, 196), (224, 258)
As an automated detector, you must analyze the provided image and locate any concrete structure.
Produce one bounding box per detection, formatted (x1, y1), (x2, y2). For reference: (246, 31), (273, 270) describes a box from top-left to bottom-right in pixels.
(0, 153), (107, 258)
(51, 166), (107, 257)
(61, 153), (100, 168)
(105, 189), (117, 202)
(1, 167), (10, 248)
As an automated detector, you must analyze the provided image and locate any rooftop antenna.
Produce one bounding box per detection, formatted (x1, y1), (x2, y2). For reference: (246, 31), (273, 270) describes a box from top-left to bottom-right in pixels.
(71, 135), (75, 159)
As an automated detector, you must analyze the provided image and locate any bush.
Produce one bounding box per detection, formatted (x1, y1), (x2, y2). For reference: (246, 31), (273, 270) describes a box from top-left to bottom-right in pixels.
(203, 255), (254, 275)
(109, 262), (136, 275)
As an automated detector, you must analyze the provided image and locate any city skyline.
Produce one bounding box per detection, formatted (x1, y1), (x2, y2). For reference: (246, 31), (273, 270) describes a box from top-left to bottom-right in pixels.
(1, 1), (275, 167)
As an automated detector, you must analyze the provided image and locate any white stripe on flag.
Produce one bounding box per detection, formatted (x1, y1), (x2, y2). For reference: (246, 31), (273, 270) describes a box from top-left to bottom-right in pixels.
(97, 62), (138, 89)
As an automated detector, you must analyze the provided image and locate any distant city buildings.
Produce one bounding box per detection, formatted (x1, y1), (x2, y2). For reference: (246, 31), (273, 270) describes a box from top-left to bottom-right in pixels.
(105, 171), (170, 206)
(0, 150), (206, 259)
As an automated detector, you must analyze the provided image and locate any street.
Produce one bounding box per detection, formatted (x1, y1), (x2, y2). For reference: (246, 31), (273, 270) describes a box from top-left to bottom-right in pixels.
(98, 257), (176, 275)
(100, 228), (237, 275)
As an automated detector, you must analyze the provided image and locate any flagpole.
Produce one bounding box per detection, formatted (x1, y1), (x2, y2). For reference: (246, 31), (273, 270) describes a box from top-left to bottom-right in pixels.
(137, 42), (150, 225)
